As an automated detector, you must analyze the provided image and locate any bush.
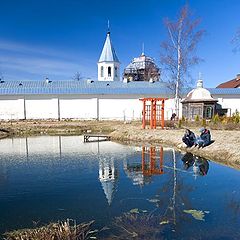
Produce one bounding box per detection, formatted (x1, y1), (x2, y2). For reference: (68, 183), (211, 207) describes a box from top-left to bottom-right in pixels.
(212, 114), (220, 124)
(194, 115), (200, 122)
(178, 119), (182, 128)
(202, 118), (207, 127)
(232, 110), (240, 124)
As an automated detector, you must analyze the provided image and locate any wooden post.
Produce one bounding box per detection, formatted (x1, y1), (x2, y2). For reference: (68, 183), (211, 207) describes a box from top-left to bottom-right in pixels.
(150, 99), (154, 129)
(143, 100), (146, 129)
(153, 99), (157, 129)
(57, 97), (60, 121)
(142, 146), (145, 173)
(161, 99), (165, 129)
(150, 147), (156, 173)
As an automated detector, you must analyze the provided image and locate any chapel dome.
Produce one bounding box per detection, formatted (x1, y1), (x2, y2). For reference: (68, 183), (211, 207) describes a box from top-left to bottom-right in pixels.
(182, 79), (217, 102)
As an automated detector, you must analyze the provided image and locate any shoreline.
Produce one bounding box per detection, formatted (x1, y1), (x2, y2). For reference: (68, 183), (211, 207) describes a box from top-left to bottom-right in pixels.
(0, 120), (239, 170)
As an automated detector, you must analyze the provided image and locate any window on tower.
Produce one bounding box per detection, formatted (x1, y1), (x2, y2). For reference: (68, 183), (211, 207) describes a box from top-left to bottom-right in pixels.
(100, 66), (104, 77)
(108, 67), (111, 77)
(115, 67), (118, 77)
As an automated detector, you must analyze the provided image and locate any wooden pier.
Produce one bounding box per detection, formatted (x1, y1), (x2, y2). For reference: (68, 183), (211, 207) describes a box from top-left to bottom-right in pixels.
(83, 134), (111, 143)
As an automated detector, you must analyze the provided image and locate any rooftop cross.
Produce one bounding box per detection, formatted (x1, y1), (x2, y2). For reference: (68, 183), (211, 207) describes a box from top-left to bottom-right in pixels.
(107, 20), (110, 34)
(142, 42), (145, 56)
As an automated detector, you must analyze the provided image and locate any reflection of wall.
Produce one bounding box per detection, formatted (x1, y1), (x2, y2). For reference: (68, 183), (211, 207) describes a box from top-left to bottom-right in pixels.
(0, 136), (136, 156)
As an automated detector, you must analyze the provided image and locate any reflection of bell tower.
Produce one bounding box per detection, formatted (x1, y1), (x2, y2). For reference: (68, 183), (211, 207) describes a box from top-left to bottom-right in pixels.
(99, 157), (118, 205)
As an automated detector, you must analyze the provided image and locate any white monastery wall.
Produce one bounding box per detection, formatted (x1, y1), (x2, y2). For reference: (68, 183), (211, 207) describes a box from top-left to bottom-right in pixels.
(99, 98), (142, 120)
(0, 94), (237, 121)
(25, 96), (59, 119)
(59, 97), (98, 119)
(0, 97), (24, 120)
(216, 96), (240, 116)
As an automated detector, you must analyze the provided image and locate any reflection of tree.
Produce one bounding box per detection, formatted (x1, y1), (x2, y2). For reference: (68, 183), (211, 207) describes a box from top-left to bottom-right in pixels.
(0, 161), (7, 187)
(106, 147), (196, 239)
(109, 213), (165, 240)
(104, 147), (240, 239)
(156, 149), (195, 230)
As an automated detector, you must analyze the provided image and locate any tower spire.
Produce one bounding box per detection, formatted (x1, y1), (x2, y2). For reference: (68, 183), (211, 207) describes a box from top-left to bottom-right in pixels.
(107, 20), (110, 34)
(197, 72), (203, 88)
(98, 24), (120, 81)
(142, 42), (145, 56)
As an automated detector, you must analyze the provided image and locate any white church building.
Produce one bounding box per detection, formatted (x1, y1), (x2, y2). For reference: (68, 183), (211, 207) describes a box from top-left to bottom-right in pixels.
(0, 30), (240, 121)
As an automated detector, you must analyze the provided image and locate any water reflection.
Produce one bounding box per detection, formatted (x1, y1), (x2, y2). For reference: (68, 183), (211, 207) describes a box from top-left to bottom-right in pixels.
(0, 136), (239, 240)
(181, 152), (209, 177)
(124, 146), (164, 186)
(99, 156), (118, 205)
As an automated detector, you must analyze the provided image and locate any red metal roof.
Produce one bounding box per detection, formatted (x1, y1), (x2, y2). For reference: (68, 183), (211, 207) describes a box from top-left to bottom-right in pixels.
(217, 76), (240, 88)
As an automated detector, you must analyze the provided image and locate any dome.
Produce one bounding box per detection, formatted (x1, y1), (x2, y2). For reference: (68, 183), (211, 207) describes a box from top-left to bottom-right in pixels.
(182, 79), (217, 103)
(123, 53), (160, 81)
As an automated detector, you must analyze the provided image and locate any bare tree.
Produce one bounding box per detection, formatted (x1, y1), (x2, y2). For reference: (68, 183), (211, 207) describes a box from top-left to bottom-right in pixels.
(160, 5), (205, 116)
(232, 28), (240, 52)
(72, 71), (83, 81)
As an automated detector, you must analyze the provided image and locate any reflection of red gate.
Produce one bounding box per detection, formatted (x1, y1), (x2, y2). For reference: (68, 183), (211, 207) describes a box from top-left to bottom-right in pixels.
(142, 146), (164, 176)
(140, 98), (167, 129)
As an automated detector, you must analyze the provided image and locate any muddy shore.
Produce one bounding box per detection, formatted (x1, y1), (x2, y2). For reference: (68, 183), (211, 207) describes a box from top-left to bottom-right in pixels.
(0, 120), (239, 170)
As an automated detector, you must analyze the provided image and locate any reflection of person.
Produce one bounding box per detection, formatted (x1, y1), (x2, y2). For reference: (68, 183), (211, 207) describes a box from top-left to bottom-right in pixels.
(195, 127), (211, 148)
(182, 129), (196, 147)
(181, 152), (195, 170)
(196, 157), (209, 176)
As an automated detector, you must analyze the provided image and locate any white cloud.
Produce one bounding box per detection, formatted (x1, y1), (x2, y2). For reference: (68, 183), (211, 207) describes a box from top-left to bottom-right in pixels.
(0, 39), (95, 80)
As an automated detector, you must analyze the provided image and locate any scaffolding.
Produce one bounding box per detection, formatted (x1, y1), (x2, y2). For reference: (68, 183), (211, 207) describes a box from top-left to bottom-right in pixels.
(140, 98), (167, 129)
(123, 54), (160, 82)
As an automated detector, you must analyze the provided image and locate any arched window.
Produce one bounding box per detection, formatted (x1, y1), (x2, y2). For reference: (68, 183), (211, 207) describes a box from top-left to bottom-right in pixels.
(100, 66), (104, 77)
(115, 67), (118, 77)
(108, 66), (111, 77)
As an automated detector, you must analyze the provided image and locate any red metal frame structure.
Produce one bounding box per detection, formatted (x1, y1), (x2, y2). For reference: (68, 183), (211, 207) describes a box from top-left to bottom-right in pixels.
(140, 98), (167, 129)
(141, 146), (164, 176)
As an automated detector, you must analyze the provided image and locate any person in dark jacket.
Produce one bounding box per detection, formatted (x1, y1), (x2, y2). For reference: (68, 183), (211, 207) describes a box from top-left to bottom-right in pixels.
(196, 127), (211, 148)
(182, 129), (196, 147)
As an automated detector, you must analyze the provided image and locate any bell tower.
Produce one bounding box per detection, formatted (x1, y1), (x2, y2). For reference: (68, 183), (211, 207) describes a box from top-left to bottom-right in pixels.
(98, 26), (120, 81)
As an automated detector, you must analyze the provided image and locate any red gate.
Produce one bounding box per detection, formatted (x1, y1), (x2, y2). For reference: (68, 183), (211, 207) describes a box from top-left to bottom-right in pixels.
(140, 98), (167, 129)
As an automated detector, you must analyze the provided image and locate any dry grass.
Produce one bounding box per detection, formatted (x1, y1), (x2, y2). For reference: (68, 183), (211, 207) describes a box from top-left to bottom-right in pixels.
(3, 219), (96, 240)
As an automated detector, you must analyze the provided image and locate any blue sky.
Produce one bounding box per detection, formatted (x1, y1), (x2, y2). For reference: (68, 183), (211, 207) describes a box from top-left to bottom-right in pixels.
(0, 0), (239, 87)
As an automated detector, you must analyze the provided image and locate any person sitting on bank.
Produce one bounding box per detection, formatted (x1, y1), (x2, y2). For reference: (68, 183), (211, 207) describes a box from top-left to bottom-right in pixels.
(171, 113), (177, 121)
(182, 129), (196, 147)
(195, 127), (211, 148)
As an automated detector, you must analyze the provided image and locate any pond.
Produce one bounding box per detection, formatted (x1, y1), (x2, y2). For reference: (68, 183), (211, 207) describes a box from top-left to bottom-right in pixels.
(0, 136), (239, 239)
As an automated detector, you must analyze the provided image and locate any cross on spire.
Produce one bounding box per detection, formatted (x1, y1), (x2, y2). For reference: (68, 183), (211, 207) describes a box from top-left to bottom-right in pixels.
(107, 20), (110, 34)
(142, 42), (145, 56)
